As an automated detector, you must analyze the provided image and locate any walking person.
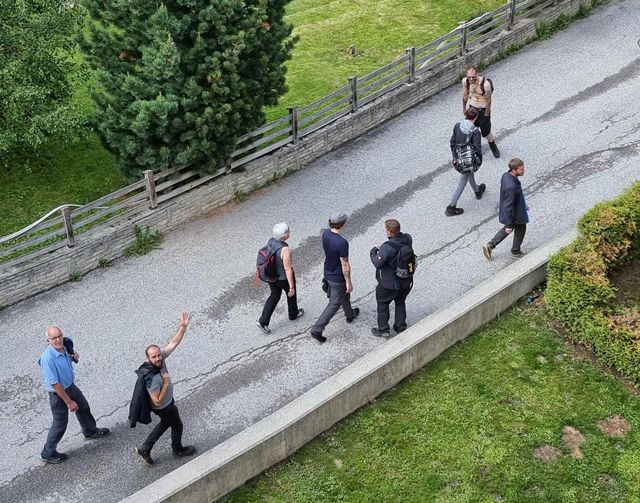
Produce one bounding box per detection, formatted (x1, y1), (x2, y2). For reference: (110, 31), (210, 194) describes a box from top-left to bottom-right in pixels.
(39, 326), (110, 464)
(462, 66), (500, 158)
(310, 212), (360, 343)
(257, 223), (304, 333)
(370, 219), (415, 337)
(445, 106), (486, 216)
(134, 311), (196, 465)
(483, 158), (529, 260)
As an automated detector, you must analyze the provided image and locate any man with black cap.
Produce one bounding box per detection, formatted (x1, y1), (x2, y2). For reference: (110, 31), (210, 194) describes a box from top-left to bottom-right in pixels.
(310, 212), (360, 343)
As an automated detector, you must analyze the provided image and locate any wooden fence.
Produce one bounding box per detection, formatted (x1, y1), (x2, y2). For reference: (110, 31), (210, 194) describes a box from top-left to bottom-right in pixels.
(0, 0), (556, 268)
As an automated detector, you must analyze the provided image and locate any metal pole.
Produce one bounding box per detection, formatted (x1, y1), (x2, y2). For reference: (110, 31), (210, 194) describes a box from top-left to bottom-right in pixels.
(288, 107), (299, 144)
(348, 76), (358, 112)
(144, 169), (157, 209)
(61, 206), (74, 247)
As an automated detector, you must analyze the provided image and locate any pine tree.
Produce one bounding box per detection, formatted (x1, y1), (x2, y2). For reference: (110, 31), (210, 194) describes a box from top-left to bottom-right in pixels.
(80, 0), (294, 180)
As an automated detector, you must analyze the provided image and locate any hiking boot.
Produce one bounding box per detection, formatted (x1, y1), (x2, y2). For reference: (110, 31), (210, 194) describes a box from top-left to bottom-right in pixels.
(173, 446), (197, 458)
(489, 141), (500, 158)
(311, 332), (327, 343)
(41, 452), (68, 464)
(346, 307), (360, 323)
(511, 250), (525, 258)
(134, 447), (154, 466)
(482, 244), (493, 261)
(475, 183), (486, 200)
(371, 327), (391, 338)
(84, 428), (110, 440)
(445, 206), (464, 217)
(257, 321), (271, 334)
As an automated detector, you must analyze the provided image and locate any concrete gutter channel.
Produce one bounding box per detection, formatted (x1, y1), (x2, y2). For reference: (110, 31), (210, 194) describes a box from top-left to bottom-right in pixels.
(121, 230), (577, 502)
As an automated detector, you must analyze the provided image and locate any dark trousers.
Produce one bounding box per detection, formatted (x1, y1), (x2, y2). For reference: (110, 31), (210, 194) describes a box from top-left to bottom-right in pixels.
(259, 273), (299, 326)
(488, 224), (526, 252)
(141, 400), (183, 453)
(42, 383), (98, 458)
(376, 284), (411, 331)
(312, 280), (356, 335)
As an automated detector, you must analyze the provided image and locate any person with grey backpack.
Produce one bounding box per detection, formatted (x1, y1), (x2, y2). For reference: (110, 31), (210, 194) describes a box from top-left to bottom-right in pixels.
(445, 106), (486, 216)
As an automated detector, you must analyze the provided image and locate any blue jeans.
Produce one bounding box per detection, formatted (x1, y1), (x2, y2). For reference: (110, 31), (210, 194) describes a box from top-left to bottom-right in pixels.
(42, 383), (98, 458)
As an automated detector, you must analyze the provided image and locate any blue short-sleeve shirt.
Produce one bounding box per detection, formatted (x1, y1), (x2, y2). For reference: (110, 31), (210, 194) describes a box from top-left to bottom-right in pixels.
(38, 341), (74, 392)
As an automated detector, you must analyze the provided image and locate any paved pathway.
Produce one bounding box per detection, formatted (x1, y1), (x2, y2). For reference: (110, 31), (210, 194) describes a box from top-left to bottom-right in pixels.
(1, 1), (639, 500)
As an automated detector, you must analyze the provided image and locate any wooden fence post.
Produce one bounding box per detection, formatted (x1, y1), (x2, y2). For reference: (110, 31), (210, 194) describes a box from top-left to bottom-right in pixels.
(348, 76), (358, 112)
(508, 0), (517, 30)
(144, 169), (157, 209)
(289, 107), (299, 144)
(460, 24), (468, 55)
(61, 206), (74, 247)
(406, 47), (416, 83)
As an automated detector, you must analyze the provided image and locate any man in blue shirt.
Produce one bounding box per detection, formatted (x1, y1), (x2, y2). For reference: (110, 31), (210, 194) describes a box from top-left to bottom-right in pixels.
(39, 326), (110, 464)
(310, 212), (360, 343)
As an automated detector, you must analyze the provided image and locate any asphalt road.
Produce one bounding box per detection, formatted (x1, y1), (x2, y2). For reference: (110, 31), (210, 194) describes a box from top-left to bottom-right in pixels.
(1, 1), (639, 501)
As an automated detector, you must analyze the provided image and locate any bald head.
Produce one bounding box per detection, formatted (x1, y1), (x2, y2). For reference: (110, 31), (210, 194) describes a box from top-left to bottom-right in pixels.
(46, 326), (63, 339)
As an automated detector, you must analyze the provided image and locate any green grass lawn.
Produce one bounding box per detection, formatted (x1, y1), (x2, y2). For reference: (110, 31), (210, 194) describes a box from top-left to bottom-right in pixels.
(223, 304), (640, 502)
(0, 0), (503, 237)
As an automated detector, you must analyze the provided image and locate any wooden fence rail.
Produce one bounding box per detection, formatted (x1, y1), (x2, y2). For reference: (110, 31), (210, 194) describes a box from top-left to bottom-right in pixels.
(1, 0), (552, 268)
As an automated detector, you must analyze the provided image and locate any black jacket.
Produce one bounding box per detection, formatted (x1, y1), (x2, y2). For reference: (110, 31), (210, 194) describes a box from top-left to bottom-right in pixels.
(498, 171), (528, 226)
(370, 232), (413, 290)
(128, 362), (160, 428)
(450, 122), (482, 167)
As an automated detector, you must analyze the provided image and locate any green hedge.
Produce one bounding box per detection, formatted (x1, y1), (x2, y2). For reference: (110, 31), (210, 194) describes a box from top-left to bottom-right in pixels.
(546, 181), (640, 381)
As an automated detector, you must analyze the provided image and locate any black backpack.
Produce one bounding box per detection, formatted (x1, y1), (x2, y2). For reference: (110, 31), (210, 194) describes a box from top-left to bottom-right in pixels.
(391, 242), (416, 279)
(466, 76), (494, 95)
(255, 241), (286, 285)
(454, 128), (479, 174)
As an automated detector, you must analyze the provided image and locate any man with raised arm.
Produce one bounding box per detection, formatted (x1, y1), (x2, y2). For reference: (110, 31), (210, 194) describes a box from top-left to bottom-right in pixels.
(134, 311), (196, 465)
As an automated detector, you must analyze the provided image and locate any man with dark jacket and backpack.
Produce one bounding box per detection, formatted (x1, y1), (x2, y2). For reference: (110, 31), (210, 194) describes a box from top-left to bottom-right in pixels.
(446, 106), (486, 216)
(369, 219), (415, 337)
(462, 66), (500, 158)
(482, 158), (529, 260)
(257, 222), (304, 333)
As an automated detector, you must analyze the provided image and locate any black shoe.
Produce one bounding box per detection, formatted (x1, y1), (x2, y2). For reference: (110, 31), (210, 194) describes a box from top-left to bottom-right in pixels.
(445, 206), (464, 216)
(371, 327), (391, 338)
(392, 324), (406, 334)
(173, 445), (197, 458)
(482, 244), (492, 261)
(292, 308), (304, 320)
(346, 307), (360, 323)
(511, 250), (525, 257)
(134, 447), (154, 466)
(41, 452), (68, 464)
(489, 141), (500, 158)
(311, 332), (327, 343)
(475, 183), (486, 200)
(84, 428), (110, 440)
(257, 321), (271, 334)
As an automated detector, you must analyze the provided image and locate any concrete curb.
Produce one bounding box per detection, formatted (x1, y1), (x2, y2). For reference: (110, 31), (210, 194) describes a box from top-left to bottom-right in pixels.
(121, 230), (577, 503)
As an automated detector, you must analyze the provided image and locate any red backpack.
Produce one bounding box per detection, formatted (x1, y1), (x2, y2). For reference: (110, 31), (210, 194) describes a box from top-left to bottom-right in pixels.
(254, 241), (287, 286)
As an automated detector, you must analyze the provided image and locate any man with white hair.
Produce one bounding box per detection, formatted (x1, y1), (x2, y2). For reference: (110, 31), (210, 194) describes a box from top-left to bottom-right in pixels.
(257, 222), (304, 333)
(39, 325), (110, 464)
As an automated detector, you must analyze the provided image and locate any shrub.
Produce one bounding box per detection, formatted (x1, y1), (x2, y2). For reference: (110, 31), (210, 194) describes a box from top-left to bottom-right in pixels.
(546, 181), (640, 381)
